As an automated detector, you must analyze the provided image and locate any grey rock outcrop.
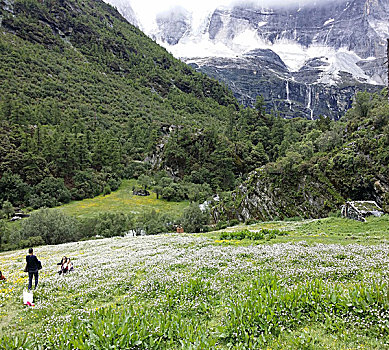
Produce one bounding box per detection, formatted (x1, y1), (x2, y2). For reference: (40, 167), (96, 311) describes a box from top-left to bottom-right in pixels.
(203, 0), (388, 63)
(191, 0), (387, 118)
(212, 167), (345, 222)
(191, 50), (380, 120)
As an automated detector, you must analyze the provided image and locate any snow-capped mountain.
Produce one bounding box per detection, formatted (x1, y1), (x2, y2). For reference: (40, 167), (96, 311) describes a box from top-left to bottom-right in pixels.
(105, 0), (139, 27)
(107, 0), (388, 119)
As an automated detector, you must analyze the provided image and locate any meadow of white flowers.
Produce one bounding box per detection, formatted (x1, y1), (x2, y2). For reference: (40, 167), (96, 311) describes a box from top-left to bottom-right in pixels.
(1, 233), (389, 348)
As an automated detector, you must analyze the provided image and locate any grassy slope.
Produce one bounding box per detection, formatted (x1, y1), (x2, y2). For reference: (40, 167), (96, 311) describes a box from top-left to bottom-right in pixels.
(1, 217), (389, 348)
(58, 179), (189, 219)
(209, 215), (389, 245)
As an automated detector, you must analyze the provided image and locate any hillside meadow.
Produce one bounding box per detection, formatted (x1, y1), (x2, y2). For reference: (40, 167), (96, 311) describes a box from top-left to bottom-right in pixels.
(57, 180), (189, 219)
(1, 216), (389, 349)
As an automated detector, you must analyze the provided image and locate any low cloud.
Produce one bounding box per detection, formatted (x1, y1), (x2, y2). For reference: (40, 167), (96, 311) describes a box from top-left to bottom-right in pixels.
(106, 0), (350, 33)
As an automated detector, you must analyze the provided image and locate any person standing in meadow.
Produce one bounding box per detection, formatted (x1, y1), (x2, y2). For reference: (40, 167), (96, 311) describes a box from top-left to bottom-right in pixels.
(26, 248), (41, 291)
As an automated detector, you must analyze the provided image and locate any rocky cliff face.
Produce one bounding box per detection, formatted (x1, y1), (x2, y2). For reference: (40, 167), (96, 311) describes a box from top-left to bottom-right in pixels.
(109, 0), (388, 119)
(214, 165), (389, 222)
(189, 50), (380, 120)
(206, 0), (388, 60)
(213, 167), (345, 221)
(155, 7), (191, 46)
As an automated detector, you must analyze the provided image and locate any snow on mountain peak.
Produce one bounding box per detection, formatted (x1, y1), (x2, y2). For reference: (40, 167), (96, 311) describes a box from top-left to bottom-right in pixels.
(102, 0), (387, 120)
(105, 0), (387, 84)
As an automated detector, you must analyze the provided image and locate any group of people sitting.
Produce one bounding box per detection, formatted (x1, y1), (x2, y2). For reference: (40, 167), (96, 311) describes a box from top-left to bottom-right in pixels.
(57, 256), (74, 275)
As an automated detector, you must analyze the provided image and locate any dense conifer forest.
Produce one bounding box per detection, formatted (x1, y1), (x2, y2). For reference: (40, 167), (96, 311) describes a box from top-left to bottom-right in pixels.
(1, 0), (388, 233)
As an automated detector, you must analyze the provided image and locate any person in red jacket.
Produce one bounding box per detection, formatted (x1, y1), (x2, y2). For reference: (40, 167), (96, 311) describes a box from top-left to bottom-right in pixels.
(26, 248), (41, 291)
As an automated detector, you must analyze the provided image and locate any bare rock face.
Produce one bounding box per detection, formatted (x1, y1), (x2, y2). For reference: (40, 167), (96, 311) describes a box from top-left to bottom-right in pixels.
(111, 0), (388, 120)
(191, 51), (379, 120)
(154, 7), (191, 45)
(214, 163), (389, 222)
(192, 0), (387, 119)
(206, 0), (388, 60)
(212, 168), (345, 222)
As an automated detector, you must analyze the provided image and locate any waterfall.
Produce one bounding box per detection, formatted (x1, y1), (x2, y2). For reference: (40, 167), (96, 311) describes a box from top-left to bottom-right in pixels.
(286, 80), (292, 110)
(306, 84), (314, 120)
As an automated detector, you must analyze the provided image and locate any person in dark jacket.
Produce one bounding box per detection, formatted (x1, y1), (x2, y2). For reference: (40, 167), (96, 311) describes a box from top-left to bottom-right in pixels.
(26, 248), (41, 291)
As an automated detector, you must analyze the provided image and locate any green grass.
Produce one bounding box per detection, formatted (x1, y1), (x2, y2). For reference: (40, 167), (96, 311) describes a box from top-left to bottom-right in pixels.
(2, 211), (389, 349)
(1, 217), (389, 349)
(208, 215), (389, 246)
(57, 179), (189, 219)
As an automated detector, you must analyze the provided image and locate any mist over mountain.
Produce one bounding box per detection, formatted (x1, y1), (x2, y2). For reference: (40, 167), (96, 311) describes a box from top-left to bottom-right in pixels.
(107, 0), (388, 119)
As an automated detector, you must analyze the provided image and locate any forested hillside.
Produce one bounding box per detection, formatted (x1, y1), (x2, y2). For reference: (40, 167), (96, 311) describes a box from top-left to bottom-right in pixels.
(215, 91), (389, 221)
(0, 0), (238, 207)
(0, 0), (388, 225)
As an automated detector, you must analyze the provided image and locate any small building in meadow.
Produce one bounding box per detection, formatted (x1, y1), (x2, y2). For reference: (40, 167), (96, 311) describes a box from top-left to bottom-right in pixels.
(341, 201), (383, 222)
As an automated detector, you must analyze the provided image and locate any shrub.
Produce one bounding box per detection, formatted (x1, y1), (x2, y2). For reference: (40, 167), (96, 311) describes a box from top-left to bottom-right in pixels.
(1, 200), (14, 219)
(219, 229), (284, 241)
(71, 169), (119, 200)
(19, 236), (45, 248)
(0, 219), (9, 250)
(79, 212), (135, 238)
(20, 209), (79, 245)
(328, 210), (341, 218)
(233, 230), (247, 240)
(161, 183), (186, 202)
(181, 203), (209, 233)
(161, 186), (175, 201)
(228, 219), (240, 227)
(0, 171), (30, 206)
(216, 221), (228, 230)
(248, 230), (265, 240)
(219, 231), (231, 240)
(262, 228), (280, 239)
(245, 219), (257, 225)
(277, 230), (289, 236)
(29, 177), (71, 209)
(287, 216), (303, 222)
(123, 161), (150, 179)
(136, 210), (175, 235)
(103, 185), (111, 196)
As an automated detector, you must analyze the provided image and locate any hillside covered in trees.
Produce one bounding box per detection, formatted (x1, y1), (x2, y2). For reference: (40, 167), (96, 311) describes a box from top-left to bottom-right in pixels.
(215, 91), (389, 221)
(0, 0), (238, 207)
(0, 0), (388, 226)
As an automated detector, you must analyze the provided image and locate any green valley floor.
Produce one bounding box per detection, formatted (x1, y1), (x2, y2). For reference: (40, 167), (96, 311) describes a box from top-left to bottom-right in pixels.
(1, 216), (389, 349)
